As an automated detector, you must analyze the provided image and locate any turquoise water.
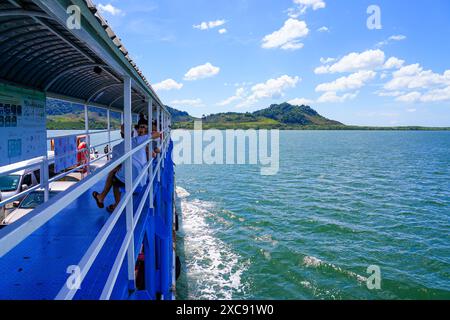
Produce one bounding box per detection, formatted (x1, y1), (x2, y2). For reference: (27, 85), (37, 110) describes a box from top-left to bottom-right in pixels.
(175, 131), (450, 300)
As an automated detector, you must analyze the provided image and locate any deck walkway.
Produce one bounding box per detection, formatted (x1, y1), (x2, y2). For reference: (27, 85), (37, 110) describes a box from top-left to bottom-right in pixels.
(0, 150), (175, 300)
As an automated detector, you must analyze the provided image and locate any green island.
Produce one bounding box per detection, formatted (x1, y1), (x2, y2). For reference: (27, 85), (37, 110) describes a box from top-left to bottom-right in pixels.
(46, 99), (450, 131)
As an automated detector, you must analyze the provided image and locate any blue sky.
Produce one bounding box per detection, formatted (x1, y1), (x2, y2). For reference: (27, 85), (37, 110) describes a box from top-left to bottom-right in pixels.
(92, 0), (450, 126)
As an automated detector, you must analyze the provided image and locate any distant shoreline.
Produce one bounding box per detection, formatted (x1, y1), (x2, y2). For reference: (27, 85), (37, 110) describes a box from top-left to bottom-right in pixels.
(171, 124), (450, 131)
(47, 121), (450, 132)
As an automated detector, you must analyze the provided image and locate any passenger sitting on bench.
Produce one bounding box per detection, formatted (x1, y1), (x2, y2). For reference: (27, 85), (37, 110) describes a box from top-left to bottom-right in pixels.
(92, 122), (151, 213)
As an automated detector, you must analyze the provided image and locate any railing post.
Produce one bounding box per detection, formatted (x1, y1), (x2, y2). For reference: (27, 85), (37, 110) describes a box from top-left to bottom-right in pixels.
(41, 157), (49, 203)
(123, 76), (136, 292)
(148, 98), (154, 209)
(84, 104), (91, 175)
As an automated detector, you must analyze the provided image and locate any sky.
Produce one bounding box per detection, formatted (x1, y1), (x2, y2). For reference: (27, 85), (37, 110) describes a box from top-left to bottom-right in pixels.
(92, 0), (450, 126)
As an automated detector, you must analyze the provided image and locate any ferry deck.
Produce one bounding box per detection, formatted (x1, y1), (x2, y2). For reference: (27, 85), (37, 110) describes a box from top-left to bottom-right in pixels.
(0, 0), (177, 300)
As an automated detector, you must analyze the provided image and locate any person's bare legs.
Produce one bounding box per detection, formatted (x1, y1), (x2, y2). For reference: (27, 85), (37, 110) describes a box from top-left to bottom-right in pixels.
(106, 184), (122, 213)
(113, 185), (122, 208)
(96, 166), (121, 204)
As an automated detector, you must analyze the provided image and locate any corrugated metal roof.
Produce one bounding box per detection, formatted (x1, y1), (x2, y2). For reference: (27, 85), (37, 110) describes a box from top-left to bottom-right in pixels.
(0, 0), (164, 114)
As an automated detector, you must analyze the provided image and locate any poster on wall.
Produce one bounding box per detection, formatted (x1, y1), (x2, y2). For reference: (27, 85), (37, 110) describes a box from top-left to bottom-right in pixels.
(54, 136), (77, 173)
(0, 84), (47, 167)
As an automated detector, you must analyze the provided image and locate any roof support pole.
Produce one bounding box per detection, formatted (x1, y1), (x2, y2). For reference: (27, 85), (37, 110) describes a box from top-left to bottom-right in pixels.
(84, 104), (91, 175)
(164, 112), (168, 159)
(107, 109), (111, 161)
(157, 105), (161, 182)
(148, 98), (154, 209)
(161, 111), (165, 169)
(123, 76), (136, 292)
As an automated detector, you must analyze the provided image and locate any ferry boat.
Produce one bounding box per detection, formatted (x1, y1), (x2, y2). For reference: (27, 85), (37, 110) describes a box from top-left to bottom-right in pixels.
(0, 0), (177, 300)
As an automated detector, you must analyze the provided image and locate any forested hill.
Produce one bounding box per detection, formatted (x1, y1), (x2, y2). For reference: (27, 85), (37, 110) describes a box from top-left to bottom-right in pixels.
(169, 102), (343, 129)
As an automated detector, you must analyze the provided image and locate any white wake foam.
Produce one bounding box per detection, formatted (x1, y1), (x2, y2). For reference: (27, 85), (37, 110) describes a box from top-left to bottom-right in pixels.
(179, 191), (247, 300)
(176, 186), (190, 198)
(302, 255), (367, 283)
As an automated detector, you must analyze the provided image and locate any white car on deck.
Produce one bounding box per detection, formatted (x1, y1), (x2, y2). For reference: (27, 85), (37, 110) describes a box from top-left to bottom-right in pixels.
(0, 151), (55, 204)
(0, 168), (40, 203)
(1, 181), (77, 227)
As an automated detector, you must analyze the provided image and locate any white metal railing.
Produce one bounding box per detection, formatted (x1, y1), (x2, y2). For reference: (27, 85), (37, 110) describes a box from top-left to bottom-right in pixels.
(99, 133), (170, 300)
(0, 103), (172, 300)
(0, 130), (120, 210)
(0, 103), (136, 211)
(0, 126), (170, 209)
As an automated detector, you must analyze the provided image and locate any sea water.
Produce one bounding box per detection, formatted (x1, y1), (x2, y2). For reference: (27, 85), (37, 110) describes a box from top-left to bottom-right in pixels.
(175, 131), (450, 300)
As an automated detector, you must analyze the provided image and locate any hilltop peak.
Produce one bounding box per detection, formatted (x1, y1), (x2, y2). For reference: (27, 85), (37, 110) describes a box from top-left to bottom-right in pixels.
(253, 102), (342, 126)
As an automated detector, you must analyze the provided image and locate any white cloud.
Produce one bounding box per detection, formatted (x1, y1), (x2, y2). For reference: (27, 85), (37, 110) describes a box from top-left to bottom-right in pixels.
(170, 99), (204, 108)
(281, 42), (304, 50)
(262, 19), (309, 50)
(317, 91), (358, 103)
(98, 3), (123, 16)
(194, 20), (226, 30)
(395, 92), (422, 103)
(377, 91), (404, 97)
(376, 34), (407, 47)
(153, 79), (183, 91)
(317, 26), (329, 33)
(194, 22), (208, 30)
(383, 57), (405, 70)
(381, 63), (450, 103)
(314, 65), (331, 74)
(225, 75), (300, 108)
(420, 86), (450, 102)
(316, 70), (377, 92)
(407, 108), (417, 113)
(249, 75), (300, 100)
(315, 49), (385, 74)
(384, 64), (450, 91)
(395, 86), (450, 103)
(217, 88), (246, 106)
(320, 57), (335, 64)
(289, 0), (326, 16)
(288, 98), (314, 105)
(295, 0), (326, 9)
(184, 63), (220, 81)
(389, 35), (407, 41)
(218, 28), (227, 34)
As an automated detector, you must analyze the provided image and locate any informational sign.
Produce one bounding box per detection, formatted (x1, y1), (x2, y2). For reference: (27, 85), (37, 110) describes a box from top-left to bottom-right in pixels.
(0, 84), (47, 167)
(54, 136), (77, 173)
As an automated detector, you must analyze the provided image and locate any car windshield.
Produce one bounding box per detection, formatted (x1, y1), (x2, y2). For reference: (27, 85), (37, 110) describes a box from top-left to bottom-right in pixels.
(0, 175), (20, 192)
(19, 191), (59, 209)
